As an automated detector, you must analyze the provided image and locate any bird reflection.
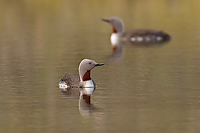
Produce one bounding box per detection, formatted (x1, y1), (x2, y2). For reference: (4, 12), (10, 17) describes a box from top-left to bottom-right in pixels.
(59, 87), (95, 116)
(109, 35), (169, 61)
(60, 87), (80, 98)
(110, 40), (124, 61)
(79, 91), (95, 116)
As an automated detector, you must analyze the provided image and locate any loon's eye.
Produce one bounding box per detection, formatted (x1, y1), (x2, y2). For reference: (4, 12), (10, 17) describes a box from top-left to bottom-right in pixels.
(89, 62), (91, 65)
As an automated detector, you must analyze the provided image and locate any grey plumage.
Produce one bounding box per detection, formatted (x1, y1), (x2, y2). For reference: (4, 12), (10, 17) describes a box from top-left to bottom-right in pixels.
(122, 29), (171, 42)
(60, 73), (81, 88)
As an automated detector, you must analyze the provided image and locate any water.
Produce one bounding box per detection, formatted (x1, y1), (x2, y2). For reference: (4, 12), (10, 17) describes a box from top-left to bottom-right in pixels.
(1, 0), (200, 133)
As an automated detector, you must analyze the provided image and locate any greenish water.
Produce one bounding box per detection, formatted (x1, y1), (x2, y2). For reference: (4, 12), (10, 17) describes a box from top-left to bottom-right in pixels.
(0, 0), (200, 133)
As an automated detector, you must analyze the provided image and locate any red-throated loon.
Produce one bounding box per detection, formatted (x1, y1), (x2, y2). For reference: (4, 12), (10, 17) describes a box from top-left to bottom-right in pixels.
(102, 16), (171, 43)
(59, 59), (104, 94)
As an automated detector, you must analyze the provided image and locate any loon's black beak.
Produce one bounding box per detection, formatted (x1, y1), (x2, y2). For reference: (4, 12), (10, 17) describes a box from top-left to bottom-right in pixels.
(95, 63), (105, 66)
(101, 18), (110, 23)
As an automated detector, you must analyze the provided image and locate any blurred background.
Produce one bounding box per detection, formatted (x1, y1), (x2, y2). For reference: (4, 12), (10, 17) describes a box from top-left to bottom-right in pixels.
(0, 0), (200, 133)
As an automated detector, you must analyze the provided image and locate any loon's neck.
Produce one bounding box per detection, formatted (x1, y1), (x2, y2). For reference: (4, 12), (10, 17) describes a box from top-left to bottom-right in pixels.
(81, 70), (91, 81)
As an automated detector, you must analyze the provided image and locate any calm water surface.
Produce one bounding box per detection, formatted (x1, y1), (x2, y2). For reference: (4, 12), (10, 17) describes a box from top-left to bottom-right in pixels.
(0, 0), (200, 133)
